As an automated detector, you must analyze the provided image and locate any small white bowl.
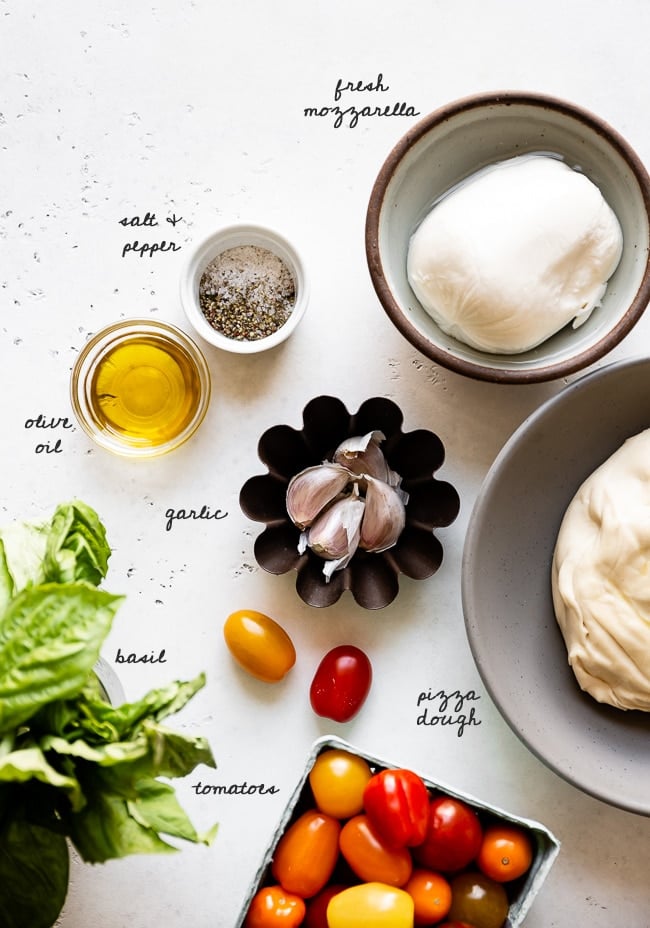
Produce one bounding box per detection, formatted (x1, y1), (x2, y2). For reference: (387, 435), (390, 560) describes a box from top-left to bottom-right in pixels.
(366, 91), (650, 384)
(180, 223), (309, 354)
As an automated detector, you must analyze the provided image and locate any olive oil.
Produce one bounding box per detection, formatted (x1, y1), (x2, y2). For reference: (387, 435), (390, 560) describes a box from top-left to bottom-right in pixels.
(90, 336), (201, 447)
(71, 319), (210, 457)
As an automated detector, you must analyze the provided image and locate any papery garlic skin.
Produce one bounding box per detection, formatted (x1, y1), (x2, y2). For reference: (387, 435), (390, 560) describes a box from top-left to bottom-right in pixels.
(287, 429), (409, 580)
(334, 431), (401, 487)
(286, 462), (353, 530)
(304, 493), (366, 580)
(359, 475), (408, 553)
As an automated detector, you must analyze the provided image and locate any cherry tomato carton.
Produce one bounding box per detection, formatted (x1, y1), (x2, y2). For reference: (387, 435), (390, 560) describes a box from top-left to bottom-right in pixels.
(234, 736), (559, 928)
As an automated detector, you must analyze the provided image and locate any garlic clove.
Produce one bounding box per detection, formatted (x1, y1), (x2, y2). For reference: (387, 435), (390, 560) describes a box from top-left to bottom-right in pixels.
(305, 492), (366, 580)
(333, 431), (401, 486)
(286, 462), (353, 530)
(359, 474), (407, 553)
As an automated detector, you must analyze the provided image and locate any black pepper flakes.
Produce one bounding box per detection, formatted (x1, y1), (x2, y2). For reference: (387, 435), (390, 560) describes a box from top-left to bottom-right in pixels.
(198, 244), (296, 341)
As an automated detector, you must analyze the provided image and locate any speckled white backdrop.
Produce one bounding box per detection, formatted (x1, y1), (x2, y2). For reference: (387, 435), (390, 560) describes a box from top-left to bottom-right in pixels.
(3, 1), (650, 926)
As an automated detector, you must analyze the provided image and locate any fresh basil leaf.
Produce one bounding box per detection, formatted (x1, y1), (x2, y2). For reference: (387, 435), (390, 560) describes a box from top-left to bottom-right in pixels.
(40, 733), (148, 767)
(0, 501), (111, 603)
(42, 722), (214, 777)
(140, 721), (216, 778)
(0, 801), (69, 928)
(44, 500), (111, 586)
(83, 729), (215, 804)
(65, 673), (208, 743)
(0, 520), (49, 602)
(68, 785), (178, 862)
(127, 777), (218, 845)
(0, 745), (83, 811)
(0, 583), (123, 735)
(0, 540), (15, 612)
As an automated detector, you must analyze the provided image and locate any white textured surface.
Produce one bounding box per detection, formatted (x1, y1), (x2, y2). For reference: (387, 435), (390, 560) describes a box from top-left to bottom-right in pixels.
(2, 1), (650, 926)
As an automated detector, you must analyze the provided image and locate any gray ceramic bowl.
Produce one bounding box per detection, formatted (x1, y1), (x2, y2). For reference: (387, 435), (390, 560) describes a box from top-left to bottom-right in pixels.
(462, 355), (650, 815)
(366, 91), (650, 384)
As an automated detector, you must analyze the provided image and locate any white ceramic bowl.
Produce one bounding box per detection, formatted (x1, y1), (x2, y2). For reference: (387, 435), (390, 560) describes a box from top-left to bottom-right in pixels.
(366, 91), (650, 384)
(180, 223), (309, 354)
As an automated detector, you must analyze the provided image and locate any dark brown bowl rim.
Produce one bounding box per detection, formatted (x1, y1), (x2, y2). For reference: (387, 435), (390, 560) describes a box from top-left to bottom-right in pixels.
(365, 90), (650, 385)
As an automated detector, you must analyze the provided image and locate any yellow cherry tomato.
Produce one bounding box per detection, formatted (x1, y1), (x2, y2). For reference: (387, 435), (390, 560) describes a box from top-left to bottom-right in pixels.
(326, 883), (414, 928)
(223, 610), (296, 683)
(308, 749), (373, 819)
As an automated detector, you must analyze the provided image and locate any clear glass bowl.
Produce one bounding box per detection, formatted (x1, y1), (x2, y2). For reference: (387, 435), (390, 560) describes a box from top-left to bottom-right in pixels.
(70, 318), (211, 458)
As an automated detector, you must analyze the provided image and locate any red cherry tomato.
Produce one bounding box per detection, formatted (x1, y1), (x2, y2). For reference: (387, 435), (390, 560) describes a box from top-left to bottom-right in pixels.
(437, 923), (476, 928)
(363, 768), (430, 848)
(339, 814), (413, 887)
(271, 809), (341, 898)
(309, 645), (372, 723)
(414, 797), (483, 873)
(244, 885), (306, 927)
(304, 884), (348, 928)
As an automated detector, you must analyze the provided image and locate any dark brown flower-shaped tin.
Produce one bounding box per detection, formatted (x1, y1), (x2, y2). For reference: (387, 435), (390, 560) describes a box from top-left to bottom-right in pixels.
(239, 395), (460, 609)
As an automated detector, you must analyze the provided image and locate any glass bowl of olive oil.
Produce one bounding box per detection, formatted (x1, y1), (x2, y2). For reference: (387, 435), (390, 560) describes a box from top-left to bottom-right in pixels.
(71, 318), (211, 457)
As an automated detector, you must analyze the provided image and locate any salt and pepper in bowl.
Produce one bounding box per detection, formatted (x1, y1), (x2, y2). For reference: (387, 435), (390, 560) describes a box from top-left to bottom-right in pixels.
(180, 223), (309, 353)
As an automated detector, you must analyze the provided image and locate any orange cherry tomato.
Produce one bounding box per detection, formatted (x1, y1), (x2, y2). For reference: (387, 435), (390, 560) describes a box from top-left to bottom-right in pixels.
(405, 869), (453, 925)
(223, 610), (296, 683)
(271, 809), (341, 898)
(244, 885), (306, 928)
(308, 749), (373, 819)
(339, 814), (413, 887)
(476, 824), (534, 882)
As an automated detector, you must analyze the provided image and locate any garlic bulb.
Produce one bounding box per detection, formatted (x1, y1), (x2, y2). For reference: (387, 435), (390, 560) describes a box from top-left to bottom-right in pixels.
(286, 462), (352, 530)
(359, 476), (408, 553)
(333, 431), (401, 487)
(286, 430), (408, 581)
(302, 491), (366, 579)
